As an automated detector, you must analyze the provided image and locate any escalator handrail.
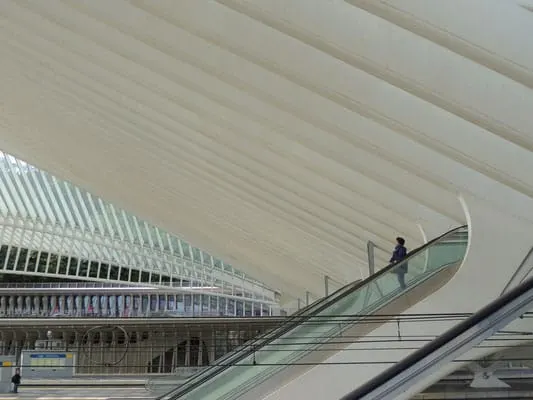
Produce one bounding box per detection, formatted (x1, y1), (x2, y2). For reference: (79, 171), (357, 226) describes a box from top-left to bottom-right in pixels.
(183, 280), (360, 372)
(501, 244), (533, 295)
(154, 280), (361, 394)
(159, 225), (467, 399)
(152, 279), (363, 391)
(342, 260), (533, 400)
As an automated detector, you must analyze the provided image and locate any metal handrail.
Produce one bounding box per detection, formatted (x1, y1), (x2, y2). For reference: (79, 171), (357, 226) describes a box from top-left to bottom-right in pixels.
(0, 282), (139, 289)
(343, 274), (533, 400)
(501, 245), (533, 295)
(158, 225), (468, 400)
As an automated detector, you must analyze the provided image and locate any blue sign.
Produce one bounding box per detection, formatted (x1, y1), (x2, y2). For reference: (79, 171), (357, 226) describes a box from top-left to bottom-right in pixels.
(30, 354), (67, 359)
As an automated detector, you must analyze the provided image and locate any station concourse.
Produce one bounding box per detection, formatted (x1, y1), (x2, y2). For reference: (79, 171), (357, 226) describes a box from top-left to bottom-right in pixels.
(0, 1), (533, 399)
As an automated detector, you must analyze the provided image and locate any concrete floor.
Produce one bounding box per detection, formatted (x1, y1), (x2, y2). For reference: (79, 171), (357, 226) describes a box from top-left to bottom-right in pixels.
(0, 386), (154, 399)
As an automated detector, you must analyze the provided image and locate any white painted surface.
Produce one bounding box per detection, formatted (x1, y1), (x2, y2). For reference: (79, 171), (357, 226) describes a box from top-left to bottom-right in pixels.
(0, 1), (533, 396)
(264, 194), (533, 399)
(2, 0), (533, 301)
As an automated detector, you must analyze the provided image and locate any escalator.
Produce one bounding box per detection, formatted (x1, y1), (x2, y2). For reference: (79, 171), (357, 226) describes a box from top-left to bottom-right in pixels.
(158, 226), (469, 400)
(342, 269), (533, 400)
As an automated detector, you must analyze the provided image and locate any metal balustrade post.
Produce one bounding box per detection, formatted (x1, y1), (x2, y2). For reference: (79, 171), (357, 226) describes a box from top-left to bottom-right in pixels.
(324, 275), (329, 297)
(367, 240), (376, 276)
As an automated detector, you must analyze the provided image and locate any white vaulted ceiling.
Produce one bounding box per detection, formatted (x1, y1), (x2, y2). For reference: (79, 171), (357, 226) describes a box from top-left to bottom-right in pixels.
(0, 0), (533, 300)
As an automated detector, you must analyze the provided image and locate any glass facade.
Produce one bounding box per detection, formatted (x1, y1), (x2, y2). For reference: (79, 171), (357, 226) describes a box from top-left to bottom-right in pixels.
(0, 152), (277, 305)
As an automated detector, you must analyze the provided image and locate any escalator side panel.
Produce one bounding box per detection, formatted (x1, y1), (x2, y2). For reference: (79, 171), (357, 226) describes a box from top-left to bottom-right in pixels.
(167, 232), (468, 400)
(235, 261), (461, 400)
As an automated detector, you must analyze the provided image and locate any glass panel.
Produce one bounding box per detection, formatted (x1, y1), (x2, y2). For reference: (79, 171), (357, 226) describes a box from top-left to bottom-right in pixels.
(88, 261), (98, 278)
(130, 269), (140, 283)
(99, 263), (109, 279)
(162, 226), (468, 400)
(67, 257), (77, 276)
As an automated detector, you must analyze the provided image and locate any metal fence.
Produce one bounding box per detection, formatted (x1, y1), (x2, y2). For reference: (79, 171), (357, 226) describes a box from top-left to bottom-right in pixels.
(0, 319), (285, 376)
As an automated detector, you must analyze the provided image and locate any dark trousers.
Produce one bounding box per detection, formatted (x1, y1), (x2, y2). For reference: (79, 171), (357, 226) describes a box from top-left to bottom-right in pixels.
(12, 383), (19, 393)
(396, 271), (406, 290)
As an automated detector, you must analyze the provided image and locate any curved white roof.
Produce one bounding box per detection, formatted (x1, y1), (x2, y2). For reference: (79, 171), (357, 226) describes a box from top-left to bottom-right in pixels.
(0, 151), (275, 302)
(0, 0), (532, 299)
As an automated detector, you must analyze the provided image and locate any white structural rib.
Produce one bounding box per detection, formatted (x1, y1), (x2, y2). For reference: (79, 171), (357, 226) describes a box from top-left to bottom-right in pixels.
(0, 0), (532, 302)
(0, 153), (275, 303)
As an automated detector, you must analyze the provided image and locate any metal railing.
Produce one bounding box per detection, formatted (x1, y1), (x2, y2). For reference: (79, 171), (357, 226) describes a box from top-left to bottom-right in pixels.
(158, 226), (468, 400)
(0, 282), (142, 289)
(501, 245), (533, 295)
(343, 276), (533, 400)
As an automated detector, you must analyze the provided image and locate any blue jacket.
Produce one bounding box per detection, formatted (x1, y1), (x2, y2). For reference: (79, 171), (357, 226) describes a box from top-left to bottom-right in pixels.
(390, 245), (407, 263)
(390, 245), (408, 273)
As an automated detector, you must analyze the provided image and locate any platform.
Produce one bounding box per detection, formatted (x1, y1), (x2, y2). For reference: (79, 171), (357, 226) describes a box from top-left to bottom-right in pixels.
(0, 386), (154, 399)
(0, 377), (153, 399)
(21, 377), (146, 387)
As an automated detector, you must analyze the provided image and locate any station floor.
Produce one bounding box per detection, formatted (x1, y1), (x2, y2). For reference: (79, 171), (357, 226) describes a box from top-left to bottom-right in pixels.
(0, 386), (154, 400)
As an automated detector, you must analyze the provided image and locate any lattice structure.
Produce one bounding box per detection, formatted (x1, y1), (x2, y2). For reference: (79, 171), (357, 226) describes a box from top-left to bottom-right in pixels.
(0, 152), (276, 303)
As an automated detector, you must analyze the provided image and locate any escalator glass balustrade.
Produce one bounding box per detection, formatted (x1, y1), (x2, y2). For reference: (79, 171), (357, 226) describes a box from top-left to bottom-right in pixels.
(161, 226), (468, 400)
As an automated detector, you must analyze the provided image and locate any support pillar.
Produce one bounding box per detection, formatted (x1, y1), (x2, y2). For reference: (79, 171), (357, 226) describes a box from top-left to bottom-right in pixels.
(184, 333), (191, 367)
(208, 327), (215, 365)
(135, 330), (142, 374)
(197, 331), (203, 367)
(87, 332), (93, 375)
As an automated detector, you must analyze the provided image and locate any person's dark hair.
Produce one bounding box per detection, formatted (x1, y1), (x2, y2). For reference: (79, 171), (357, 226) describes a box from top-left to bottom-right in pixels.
(396, 237), (405, 246)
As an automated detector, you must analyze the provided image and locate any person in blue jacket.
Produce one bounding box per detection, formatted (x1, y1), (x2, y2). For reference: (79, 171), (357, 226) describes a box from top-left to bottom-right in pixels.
(390, 237), (408, 289)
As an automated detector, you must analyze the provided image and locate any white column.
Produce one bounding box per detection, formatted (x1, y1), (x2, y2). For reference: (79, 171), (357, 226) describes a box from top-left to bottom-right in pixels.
(184, 332), (191, 367)
(0, 296), (6, 316)
(197, 331), (203, 367)
(209, 328), (215, 365)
